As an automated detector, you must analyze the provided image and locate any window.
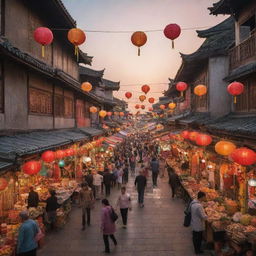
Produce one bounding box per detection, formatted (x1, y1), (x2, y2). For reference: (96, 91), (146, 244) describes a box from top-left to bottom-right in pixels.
(0, 61), (3, 112)
(84, 101), (90, 118)
(240, 15), (256, 42)
(29, 88), (53, 115)
(236, 76), (256, 113)
(0, 0), (5, 36)
(64, 97), (74, 118)
(54, 94), (64, 117)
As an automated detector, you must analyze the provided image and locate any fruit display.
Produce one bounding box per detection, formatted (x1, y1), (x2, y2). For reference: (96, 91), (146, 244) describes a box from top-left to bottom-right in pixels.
(0, 245), (12, 256)
(240, 214), (252, 226)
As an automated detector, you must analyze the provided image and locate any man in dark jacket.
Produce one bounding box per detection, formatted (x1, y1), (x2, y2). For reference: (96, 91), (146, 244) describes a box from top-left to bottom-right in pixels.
(103, 169), (112, 197)
(27, 187), (39, 208)
(46, 190), (59, 229)
(135, 171), (147, 207)
(168, 168), (180, 198)
(150, 157), (159, 187)
(84, 171), (94, 189)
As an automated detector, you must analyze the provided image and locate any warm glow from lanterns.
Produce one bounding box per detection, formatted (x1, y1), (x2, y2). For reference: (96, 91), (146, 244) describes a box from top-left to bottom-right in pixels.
(181, 130), (190, 139)
(119, 112), (125, 116)
(67, 28), (86, 58)
(230, 147), (256, 166)
(131, 31), (147, 56)
(148, 97), (155, 104)
(176, 82), (188, 96)
(188, 131), (199, 141)
(41, 151), (55, 163)
(195, 134), (212, 146)
(81, 82), (92, 92)
(194, 85), (207, 96)
(107, 112), (112, 117)
(23, 161), (42, 175)
(215, 141), (236, 156)
(141, 105), (145, 109)
(160, 105), (166, 110)
(135, 104), (140, 109)
(99, 110), (107, 118)
(168, 102), (176, 110)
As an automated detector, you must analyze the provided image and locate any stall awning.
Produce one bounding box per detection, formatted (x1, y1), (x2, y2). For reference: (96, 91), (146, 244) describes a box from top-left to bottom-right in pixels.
(0, 129), (89, 161)
(78, 127), (104, 137)
(0, 161), (14, 171)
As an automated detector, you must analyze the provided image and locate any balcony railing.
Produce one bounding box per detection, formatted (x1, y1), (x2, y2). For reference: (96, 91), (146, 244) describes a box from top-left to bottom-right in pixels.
(230, 32), (256, 70)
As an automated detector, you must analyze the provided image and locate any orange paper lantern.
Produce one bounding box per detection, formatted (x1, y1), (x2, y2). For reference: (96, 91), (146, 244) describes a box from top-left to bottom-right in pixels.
(67, 28), (86, 59)
(135, 104), (140, 109)
(131, 31), (147, 56)
(141, 105), (145, 109)
(139, 95), (146, 102)
(194, 85), (207, 96)
(107, 112), (112, 117)
(215, 141), (236, 156)
(89, 106), (98, 113)
(160, 105), (166, 110)
(119, 112), (125, 116)
(81, 82), (92, 92)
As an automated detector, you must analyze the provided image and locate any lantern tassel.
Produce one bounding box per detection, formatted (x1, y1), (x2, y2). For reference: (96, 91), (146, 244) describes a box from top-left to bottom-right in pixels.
(234, 96), (237, 104)
(181, 91), (183, 97)
(172, 40), (174, 49)
(42, 45), (45, 58)
(138, 47), (140, 56)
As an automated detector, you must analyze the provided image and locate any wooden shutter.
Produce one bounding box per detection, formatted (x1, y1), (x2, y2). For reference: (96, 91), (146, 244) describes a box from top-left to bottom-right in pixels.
(54, 94), (64, 117)
(64, 97), (74, 118)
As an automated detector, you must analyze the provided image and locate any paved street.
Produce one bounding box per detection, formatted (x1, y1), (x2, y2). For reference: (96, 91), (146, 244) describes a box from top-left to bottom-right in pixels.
(38, 174), (209, 256)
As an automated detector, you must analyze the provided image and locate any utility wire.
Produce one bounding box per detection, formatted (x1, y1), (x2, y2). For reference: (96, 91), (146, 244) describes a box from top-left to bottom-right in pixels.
(51, 25), (212, 33)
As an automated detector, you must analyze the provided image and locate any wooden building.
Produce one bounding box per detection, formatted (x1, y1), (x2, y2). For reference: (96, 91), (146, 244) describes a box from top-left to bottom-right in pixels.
(0, 0), (105, 132)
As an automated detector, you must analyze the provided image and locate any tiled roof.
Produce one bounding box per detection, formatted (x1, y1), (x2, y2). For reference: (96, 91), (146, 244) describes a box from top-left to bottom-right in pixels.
(208, 0), (251, 16)
(178, 112), (210, 125)
(102, 79), (120, 91)
(78, 49), (93, 66)
(175, 18), (235, 82)
(0, 161), (13, 171)
(0, 129), (89, 161)
(79, 66), (104, 78)
(224, 62), (256, 82)
(206, 115), (256, 136)
(78, 127), (103, 137)
(54, 0), (76, 26)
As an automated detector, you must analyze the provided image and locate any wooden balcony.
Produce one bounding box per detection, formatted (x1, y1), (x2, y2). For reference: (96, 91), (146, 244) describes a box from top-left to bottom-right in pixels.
(230, 32), (256, 70)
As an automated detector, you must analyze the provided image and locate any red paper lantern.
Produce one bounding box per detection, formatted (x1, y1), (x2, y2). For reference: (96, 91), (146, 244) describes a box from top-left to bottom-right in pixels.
(227, 82), (244, 104)
(176, 82), (188, 96)
(41, 151), (55, 163)
(34, 27), (53, 57)
(195, 134), (212, 146)
(141, 105), (145, 109)
(163, 23), (181, 48)
(148, 97), (155, 104)
(230, 147), (256, 166)
(181, 130), (190, 139)
(160, 105), (166, 110)
(0, 178), (8, 191)
(135, 104), (140, 109)
(141, 85), (150, 94)
(23, 161), (42, 175)
(131, 31), (147, 56)
(125, 92), (132, 99)
(55, 150), (66, 159)
(188, 131), (199, 141)
(148, 107), (153, 111)
(107, 112), (112, 117)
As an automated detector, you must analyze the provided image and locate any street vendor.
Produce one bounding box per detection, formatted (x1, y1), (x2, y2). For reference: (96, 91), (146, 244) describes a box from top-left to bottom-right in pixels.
(27, 186), (39, 209)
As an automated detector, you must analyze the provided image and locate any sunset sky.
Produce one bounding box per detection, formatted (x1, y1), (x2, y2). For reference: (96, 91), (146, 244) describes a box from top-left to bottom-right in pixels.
(62, 0), (226, 112)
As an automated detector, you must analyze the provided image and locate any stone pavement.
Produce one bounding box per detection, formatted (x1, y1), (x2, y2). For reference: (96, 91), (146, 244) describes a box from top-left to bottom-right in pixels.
(38, 174), (210, 256)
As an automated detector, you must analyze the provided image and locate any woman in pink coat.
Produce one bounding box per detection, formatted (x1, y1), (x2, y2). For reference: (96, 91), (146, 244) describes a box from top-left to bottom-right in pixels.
(101, 199), (117, 253)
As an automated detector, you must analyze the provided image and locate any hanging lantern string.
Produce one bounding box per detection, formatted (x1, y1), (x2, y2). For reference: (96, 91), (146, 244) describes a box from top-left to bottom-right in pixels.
(50, 25), (214, 33)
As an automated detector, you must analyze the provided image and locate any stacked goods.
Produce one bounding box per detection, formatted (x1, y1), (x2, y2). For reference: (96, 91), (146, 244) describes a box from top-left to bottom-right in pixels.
(226, 223), (247, 244)
(204, 201), (228, 222)
(225, 199), (239, 216)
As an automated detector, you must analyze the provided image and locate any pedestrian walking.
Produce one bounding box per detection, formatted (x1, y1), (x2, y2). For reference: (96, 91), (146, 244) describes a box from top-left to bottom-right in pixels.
(129, 155), (136, 177)
(103, 169), (112, 197)
(191, 191), (208, 255)
(101, 199), (117, 253)
(93, 171), (103, 200)
(45, 190), (59, 230)
(122, 164), (129, 184)
(134, 170), (147, 208)
(117, 167), (123, 189)
(79, 183), (94, 230)
(168, 167), (180, 198)
(150, 157), (159, 187)
(159, 157), (166, 178)
(116, 187), (131, 228)
(17, 211), (39, 256)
